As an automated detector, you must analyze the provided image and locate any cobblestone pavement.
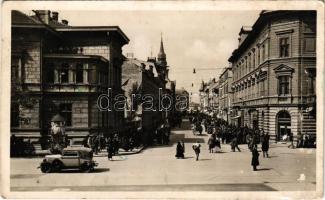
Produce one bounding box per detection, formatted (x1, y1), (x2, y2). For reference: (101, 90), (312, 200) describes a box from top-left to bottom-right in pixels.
(10, 120), (316, 192)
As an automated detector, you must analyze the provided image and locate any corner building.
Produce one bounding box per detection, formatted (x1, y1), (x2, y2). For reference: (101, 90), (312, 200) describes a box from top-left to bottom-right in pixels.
(11, 10), (129, 146)
(228, 11), (316, 141)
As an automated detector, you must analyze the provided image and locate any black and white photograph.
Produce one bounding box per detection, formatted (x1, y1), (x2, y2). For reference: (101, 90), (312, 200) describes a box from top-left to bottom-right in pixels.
(0, 1), (324, 199)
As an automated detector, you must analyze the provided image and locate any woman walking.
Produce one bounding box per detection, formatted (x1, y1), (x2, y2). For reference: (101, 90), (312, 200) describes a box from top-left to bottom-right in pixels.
(261, 132), (270, 158)
(175, 141), (185, 159)
(208, 135), (215, 153)
(251, 145), (260, 171)
(192, 141), (201, 161)
(106, 137), (114, 161)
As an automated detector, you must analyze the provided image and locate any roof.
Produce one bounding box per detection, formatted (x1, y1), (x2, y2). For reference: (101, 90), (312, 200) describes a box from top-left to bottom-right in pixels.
(12, 10), (42, 26)
(12, 10), (129, 45)
(43, 54), (109, 63)
(56, 26), (130, 44)
(127, 58), (159, 77)
(228, 10), (316, 62)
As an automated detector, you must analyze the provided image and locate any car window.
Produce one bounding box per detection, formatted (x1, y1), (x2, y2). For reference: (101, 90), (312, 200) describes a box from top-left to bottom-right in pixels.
(62, 151), (78, 157)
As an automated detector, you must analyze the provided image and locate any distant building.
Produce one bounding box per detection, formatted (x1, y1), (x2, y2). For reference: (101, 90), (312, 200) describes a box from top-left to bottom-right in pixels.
(218, 67), (233, 122)
(121, 36), (175, 143)
(11, 10), (129, 146)
(175, 88), (189, 111)
(121, 58), (164, 139)
(199, 78), (220, 115)
(228, 10), (316, 140)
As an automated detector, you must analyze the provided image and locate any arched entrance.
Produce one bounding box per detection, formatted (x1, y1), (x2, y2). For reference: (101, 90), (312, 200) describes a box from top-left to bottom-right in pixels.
(276, 110), (291, 141)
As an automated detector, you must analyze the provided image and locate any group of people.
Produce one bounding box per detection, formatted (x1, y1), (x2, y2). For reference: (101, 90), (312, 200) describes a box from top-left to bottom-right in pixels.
(207, 134), (221, 153)
(186, 111), (273, 171)
(296, 131), (316, 148)
(10, 135), (35, 157)
(154, 123), (171, 145)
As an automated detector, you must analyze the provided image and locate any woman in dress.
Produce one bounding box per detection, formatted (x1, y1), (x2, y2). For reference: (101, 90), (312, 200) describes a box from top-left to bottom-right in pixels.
(251, 145), (260, 171)
(175, 141), (185, 159)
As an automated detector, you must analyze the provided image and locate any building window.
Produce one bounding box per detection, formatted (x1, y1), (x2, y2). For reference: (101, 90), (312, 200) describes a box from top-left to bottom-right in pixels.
(257, 47), (260, 65)
(252, 54), (255, 69)
(260, 80), (265, 96)
(60, 63), (69, 83)
(248, 54), (251, 71)
(304, 37), (316, 52)
(278, 76), (290, 95)
(11, 102), (20, 127)
(59, 103), (72, 126)
(76, 63), (84, 83)
(11, 57), (21, 83)
(306, 69), (316, 94)
(45, 63), (55, 83)
(88, 65), (97, 84)
(309, 76), (315, 94)
(279, 37), (290, 57)
(262, 45), (265, 61)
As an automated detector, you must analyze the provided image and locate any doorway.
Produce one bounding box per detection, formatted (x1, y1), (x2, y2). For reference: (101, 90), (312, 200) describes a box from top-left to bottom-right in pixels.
(276, 110), (291, 141)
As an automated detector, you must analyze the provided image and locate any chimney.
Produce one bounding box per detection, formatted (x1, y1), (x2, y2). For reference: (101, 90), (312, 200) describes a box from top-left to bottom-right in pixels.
(36, 10), (51, 24)
(238, 26), (252, 46)
(52, 11), (59, 22)
(62, 19), (68, 25)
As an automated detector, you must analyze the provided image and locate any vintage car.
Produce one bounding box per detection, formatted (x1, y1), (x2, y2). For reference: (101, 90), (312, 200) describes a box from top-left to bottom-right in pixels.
(39, 147), (97, 173)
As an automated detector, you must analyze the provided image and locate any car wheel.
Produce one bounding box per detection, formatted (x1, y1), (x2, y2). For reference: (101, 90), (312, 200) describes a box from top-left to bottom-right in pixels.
(80, 163), (92, 173)
(51, 160), (63, 172)
(40, 162), (51, 173)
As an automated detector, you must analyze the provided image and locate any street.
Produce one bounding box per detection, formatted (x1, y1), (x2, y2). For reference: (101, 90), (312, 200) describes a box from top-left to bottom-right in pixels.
(10, 119), (316, 191)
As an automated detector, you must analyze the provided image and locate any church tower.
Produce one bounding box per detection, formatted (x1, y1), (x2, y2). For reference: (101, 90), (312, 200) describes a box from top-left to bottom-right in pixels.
(157, 34), (167, 67)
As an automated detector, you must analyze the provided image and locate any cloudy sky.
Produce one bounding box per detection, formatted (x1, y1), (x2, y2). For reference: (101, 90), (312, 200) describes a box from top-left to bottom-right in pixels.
(56, 10), (261, 102)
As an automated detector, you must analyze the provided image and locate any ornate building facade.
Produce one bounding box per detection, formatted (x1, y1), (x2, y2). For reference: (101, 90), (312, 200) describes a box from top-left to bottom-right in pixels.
(228, 10), (316, 141)
(11, 10), (129, 146)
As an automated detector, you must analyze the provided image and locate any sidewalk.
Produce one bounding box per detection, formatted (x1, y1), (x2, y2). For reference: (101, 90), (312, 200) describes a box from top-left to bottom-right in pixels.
(31, 145), (146, 157)
(93, 146), (146, 157)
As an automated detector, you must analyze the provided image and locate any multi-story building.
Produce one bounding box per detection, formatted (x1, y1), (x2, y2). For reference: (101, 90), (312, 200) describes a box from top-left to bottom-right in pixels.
(199, 81), (209, 112)
(121, 57), (164, 138)
(218, 67), (233, 122)
(11, 10), (129, 146)
(198, 78), (220, 115)
(228, 10), (316, 141)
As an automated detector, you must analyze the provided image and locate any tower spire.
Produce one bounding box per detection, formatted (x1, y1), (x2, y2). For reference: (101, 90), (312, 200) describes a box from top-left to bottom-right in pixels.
(160, 32), (165, 54)
(158, 32), (167, 66)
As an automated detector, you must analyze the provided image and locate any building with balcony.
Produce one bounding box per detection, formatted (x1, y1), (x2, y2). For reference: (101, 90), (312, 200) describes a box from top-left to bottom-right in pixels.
(228, 10), (316, 141)
(11, 10), (129, 146)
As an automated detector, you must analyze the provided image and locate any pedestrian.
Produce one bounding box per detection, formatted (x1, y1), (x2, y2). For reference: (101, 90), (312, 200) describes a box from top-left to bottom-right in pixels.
(197, 123), (203, 135)
(192, 141), (201, 161)
(230, 137), (241, 152)
(251, 145), (260, 171)
(175, 141), (185, 159)
(288, 132), (295, 149)
(106, 137), (114, 161)
(261, 132), (270, 158)
(207, 135), (215, 153)
(214, 138), (222, 153)
(296, 132), (303, 148)
(112, 133), (119, 155)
